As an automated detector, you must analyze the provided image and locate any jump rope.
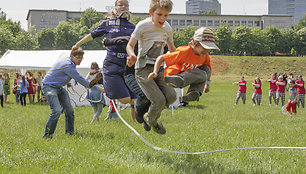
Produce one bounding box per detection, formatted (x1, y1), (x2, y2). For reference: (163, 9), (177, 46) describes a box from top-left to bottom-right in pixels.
(111, 100), (306, 154)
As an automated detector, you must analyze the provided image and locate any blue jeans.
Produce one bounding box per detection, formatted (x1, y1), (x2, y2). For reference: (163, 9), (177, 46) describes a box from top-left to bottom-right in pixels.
(42, 85), (74, 137)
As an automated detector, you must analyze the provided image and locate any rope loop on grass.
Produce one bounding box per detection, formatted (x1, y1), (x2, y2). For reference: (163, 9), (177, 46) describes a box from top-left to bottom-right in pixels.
(111, 100), (306, 154)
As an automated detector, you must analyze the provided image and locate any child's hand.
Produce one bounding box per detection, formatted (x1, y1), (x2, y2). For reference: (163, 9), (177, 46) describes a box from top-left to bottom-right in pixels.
(204, 84), (210, 93)
(148, 72), (157, 80)
(98, 86), (105, 93)
(127, 55), (136, 67)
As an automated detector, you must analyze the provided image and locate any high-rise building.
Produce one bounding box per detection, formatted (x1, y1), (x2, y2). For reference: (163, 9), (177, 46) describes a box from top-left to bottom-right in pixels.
(186, 0), (221, 15)
(268, 0), (306, 23)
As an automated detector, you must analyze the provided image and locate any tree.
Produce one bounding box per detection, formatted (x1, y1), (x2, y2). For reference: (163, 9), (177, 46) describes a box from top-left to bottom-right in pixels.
(37, 28), (55, 50)
(279, 28), (298, 54)
(231, 26), (254, 55)
(250, 27), (270, 55)
(0, 26), (15, 54)
(294, 15), (306, 30)
(54, 22), (80, 49)
(202, 9), (217, 15)
(80, 7), (105, 29)
(14, 30), (39, 50)
(173, 26), (198, 47)
(215, 23), (232, 54)
(132, 16), (143, 25)
(295, 27), (306, 56)
(0, 8), (6, 20)
(264, 26), (282, 55)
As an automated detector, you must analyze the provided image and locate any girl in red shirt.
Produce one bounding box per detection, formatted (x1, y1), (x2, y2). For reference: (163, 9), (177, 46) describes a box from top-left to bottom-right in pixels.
(295, 75), (305, 108)
(252, 77), (262, 106)
(233, 75), (247, 105)
(276, 76), (286, 106)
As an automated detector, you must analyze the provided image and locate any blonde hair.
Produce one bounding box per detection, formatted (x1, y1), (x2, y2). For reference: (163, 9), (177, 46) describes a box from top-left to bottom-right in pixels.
(107, 0), (130, 19)
(150, 0), (173, 12)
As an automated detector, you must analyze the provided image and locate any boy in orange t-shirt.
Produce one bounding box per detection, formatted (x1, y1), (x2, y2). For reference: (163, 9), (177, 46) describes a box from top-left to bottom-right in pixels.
(148, 27), (219, 102)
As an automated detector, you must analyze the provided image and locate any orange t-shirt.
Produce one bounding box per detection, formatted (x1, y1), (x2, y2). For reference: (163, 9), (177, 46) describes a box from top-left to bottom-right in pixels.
(163, 46), (212, 77)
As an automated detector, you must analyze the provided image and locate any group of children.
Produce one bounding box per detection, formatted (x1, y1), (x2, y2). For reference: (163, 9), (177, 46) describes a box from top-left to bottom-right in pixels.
(0, 71), (44, 107)
(233, 73), (305, 115)
(73, 0), (218, 135)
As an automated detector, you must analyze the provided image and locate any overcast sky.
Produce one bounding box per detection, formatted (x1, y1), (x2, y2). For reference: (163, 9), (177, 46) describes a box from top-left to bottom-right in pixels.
(1, 0), (268, 30)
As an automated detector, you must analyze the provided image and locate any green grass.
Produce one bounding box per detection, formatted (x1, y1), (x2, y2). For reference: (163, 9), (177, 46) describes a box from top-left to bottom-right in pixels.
(0, 77), (305, 174)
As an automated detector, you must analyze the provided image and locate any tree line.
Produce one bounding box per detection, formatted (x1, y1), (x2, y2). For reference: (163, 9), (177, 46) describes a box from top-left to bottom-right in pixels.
(0, 8), (305, 56)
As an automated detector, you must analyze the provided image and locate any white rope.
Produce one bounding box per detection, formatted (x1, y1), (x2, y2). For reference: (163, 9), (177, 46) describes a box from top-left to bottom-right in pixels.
(111, 100), (306, 154)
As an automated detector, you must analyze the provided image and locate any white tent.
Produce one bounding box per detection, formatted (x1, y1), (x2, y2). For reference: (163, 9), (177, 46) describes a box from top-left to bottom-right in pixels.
(0, 50), (181, 108)
(0, 50), (107, 106)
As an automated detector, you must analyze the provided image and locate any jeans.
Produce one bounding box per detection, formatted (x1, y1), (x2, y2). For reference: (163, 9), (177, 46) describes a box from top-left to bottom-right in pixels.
(42, 85), (74, 137)
(16, 90), (20, 103)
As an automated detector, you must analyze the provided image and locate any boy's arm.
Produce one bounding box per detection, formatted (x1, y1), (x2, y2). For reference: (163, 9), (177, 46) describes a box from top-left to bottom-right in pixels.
(167, 41), (176, 53)
(148, 55), (164, 80)
(126, 37), (138, 67)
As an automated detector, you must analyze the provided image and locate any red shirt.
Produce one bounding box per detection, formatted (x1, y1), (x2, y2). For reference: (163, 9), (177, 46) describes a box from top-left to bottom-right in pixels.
(163, 46), (212, 77)
(295, 80), (305, 94)
(238, 80), (247, 93)
(277, 80), (286, 93)
(254, 82), (262, 94)
(268, 78), (277, 91)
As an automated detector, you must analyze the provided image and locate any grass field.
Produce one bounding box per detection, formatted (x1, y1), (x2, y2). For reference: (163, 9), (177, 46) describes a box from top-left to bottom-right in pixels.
(0, 76), (305, 173)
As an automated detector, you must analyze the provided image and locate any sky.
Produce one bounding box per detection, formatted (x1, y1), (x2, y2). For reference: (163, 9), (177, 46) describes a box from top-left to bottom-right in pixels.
(1, 0), (268, 30)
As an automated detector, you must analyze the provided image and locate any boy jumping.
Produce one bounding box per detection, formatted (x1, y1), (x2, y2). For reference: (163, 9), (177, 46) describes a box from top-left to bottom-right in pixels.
(148, 27), (219, 102)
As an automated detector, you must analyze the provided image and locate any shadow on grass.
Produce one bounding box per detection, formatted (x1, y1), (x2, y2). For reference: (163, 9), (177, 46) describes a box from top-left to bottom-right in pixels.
(183, 105), (206, 109)
(74, 131), (115, 140)
(145, 153), (246, 174)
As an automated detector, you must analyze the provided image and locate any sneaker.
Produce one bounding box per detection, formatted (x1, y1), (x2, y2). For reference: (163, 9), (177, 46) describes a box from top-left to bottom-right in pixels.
(165, 75), (184, 88)
(143, 122), (151, 131)
(152, 122), (166, 134)
(182, 91), (200, 102)
(144, 114), (166, 134)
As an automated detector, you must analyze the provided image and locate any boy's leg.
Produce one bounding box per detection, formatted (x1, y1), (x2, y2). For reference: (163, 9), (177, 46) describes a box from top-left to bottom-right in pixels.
(235, 92), (241, 104)
(58, 88), (74, 135)
(0, 95), (3, 107)
(276, 92), (280, 106)
(292, 102), (297, 114)
(241, 93), (246, 104)
(281, 93), (285, 106)
(257, 94), (262, 106)
(136, 66), (174, 134)
(251, 93), (256, 105)
(269, 91), (272, 105)
(136, 67), (167, 125)
(286, 102), (291, 112)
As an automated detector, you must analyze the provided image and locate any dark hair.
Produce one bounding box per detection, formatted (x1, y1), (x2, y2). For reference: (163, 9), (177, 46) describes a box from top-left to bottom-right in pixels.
(91, 62), (99, 70)
(71, 48), (84, 57)
(22, 75), (26, 87)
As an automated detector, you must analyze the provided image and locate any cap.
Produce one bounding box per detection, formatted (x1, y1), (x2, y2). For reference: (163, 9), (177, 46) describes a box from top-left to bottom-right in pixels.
(279, 76), (283, 79)
(193, 27), (219, 50)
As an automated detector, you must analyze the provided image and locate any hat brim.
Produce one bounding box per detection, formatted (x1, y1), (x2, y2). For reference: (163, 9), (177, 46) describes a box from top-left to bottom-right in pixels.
(199, 42), (219, 50)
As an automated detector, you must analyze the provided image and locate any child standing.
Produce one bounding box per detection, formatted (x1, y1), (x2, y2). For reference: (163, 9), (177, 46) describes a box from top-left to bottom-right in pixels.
(233, 75), (247, 105)
(0, 76), (4, 107)
(295, 75), (305, 108)
(85, 62), (106, 124)
(251, 77), (262, 106)
(286, 80), (298, 115)
(267, 73), (277, 106)
(276, 76), (286, 106)
(126, 0), (176, 134)
(19, 75), (29, 106)
(148, 27), (219, 102)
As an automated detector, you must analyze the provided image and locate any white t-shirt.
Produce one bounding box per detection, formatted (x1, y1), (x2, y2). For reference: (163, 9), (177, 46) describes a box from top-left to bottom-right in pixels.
(131, 17), (173, 69)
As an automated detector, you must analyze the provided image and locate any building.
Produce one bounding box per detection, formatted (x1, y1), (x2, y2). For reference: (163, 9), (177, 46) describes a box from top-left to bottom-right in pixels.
(186, 0), (221, 15)
(27, 9), (293, 32)
(268, 0), (306, 23)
